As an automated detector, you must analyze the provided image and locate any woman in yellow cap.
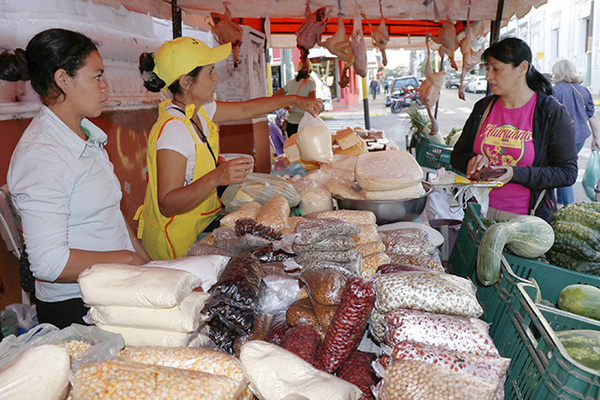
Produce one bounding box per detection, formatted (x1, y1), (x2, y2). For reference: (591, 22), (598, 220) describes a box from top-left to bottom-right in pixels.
(138, 37), (323, 260)
(273, 60), (317, 136)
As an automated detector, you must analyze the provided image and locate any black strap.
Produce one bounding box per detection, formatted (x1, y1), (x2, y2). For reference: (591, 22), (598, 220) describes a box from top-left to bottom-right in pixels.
(171, 105), (218, 166)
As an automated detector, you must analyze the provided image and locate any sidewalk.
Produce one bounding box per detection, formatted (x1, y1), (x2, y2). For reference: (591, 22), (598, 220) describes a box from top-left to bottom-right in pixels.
(321, 94), (388, 120)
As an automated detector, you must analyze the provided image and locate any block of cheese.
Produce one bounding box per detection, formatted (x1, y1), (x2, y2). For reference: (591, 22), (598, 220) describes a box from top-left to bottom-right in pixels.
(333, 138), (368, 156)
(335, 128), (361, 150)
(283, 135), (301, 163)
(331, 154), (358, 172)
(355, 151), (423, 191)
(363, 182), (426, 201)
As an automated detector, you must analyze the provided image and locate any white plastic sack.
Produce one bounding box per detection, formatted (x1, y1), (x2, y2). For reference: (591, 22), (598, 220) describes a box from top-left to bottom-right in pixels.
(296, 113), (333, 163)
(95, 324), (207, 347)
(144, 255), (230, 292)
(78, 264), (199, 308)
(88, 291), (210, 332)
(0, 344), (70, 400)
(425, 186), (465, 221)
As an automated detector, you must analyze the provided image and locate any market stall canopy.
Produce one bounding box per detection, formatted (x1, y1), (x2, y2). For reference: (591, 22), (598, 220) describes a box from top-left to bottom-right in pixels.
(88, 0), (548, 49)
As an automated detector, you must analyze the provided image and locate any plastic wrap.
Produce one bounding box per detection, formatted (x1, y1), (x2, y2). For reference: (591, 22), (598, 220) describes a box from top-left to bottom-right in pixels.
(350, 224), (381, 244)
(301, 269), (347, 305)
(207, 300), (256, 335)
(387, 253), (444, 271)
(294, 218), (360, 245)
(208, 253), (264, 310)
(336, 350), (377, 400)
(286, 298), (319, 327)
(299, 258), (361, 279)
(212, 227), (272, 256)
(70, 359), (244, 400)
(361, 252), (392, 279)
(383, 309), (499, 357)
(221, 172), (300, 213)
(220, 201), (262, 228)
(293, 235), (355, 253)
(265, 313), (291, 345)
(373, 271), (483, 317)
(377, 359), (498, 400)
(256, 195), (291, 232)
(354, 241), (386, 257)
(208, 316), (239, 354)
(233, 313), (273, 357)
(258, 273), (301, 314)
(235, 218), (283, 241)
(314, 277), (376, 373)
(296, 249), (360, 264)
(376, 263), (432, 274)
(389, 341), (509, 400)
(383, 236), (436, 256)
(318, 210), (376, 225)
(280, 325), (321, 365)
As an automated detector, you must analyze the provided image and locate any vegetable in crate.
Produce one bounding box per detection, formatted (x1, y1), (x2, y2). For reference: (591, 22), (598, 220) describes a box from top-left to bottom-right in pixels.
(557, 284), (600, 321)
(556, 330), (600, 372)
(477, 215), (554, 286)
(547, 203), (600, 274)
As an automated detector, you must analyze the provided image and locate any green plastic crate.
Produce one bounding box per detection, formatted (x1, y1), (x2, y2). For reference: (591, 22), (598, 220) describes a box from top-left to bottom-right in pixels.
(410, 131), (461, 173)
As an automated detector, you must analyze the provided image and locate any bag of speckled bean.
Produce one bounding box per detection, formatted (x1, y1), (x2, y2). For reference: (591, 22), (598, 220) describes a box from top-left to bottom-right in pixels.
(373, 271), (483, 317)
(389, 341), (509, 400)
(376, 359), (499, 400)
(383, 309), (499, 357)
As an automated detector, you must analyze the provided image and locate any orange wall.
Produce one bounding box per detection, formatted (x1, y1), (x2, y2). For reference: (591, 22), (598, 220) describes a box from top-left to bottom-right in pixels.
(0, 110), (270, 308)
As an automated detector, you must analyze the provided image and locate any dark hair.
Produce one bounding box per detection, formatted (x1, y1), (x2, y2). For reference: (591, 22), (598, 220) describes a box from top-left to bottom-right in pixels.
(295, 70), (310, 82)
(482, 37), (552, 95)
(0, 29), (98, 103)
(139, 53), (203, 94)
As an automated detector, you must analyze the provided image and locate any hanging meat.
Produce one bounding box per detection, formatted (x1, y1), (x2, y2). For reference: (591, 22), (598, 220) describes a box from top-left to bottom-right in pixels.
(210, 4), (244, 68)
(428, 20), (460, 70)
(324, 15), (355, 88)
(349, 9), (367, 78)
(419, 37), (445, 136)
(458, 8), (484, 100)
(296, 3), (328, 73)
(362, 0), (389, 66)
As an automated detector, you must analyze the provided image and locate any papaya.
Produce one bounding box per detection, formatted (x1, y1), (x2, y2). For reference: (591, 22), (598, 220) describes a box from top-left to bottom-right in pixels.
(557, 284), (600, 321)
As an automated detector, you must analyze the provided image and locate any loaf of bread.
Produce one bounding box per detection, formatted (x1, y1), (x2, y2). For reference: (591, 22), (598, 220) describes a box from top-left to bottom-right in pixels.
(335, 128), (361, 150)
(362, 182), (425, 201)
(355, 151), (423, 191)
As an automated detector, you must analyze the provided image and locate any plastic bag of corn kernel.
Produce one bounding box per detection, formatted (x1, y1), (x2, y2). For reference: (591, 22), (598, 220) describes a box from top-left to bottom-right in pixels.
(361, 252), (391, 279)
(383, 309), (499, 357)
(354, 241), (386, 257)
(350, 224), (381, 244)
(375, 359), (499, 400)
(373, 271), (483, 317)
(256, 195), (291, 232)
(389, 341), (509, 400)
(70, 359), (245, 400)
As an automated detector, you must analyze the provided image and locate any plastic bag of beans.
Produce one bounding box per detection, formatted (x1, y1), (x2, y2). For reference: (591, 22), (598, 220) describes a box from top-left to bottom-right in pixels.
(386, 254), (444, 271)
(317, 210), (377, 225)
(296, 249), (360, 264)
(373, 271), (483, 317)
(336, 350), (377, 400)
(294, 218), (359, 245)
(376, 263), (432, 274)
(376, 359), (499, 400)
(252, 245), (295, 263)
(207, 316), (239, 354)
(389, 341), (509, 400)
(266, 313), (291, 345)
(314, 277), (376, 373)
(382, 236), (436, 256)
(311, 301), (338, 331)
(369, 309), (387, 343)
(209, 253), (264, 310)
(383, 309), (499, 357)
(292, 235), (355, 253)
(299, 259), (361, 279)
(301, 269), (347, 305)
(286, 298), (319, 327)
(235, 218), (283, 241)
(279, 325), (321, 365)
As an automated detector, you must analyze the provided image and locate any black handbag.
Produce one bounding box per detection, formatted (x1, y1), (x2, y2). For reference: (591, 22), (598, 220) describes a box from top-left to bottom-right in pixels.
(19, 245), (35, 294)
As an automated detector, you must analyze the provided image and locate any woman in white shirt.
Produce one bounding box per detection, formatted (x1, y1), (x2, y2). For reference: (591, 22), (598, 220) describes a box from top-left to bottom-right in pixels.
(2, 29), (150, 328)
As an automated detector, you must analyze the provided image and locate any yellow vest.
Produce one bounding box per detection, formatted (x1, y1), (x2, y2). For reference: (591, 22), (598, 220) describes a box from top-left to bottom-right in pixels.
(136, 100), (221, 260)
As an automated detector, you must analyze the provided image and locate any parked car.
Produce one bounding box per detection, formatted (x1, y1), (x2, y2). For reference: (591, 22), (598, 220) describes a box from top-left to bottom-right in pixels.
(392, 76), (420, 93)
(445, 74), (460, 89)
(466, 76), (488, 93)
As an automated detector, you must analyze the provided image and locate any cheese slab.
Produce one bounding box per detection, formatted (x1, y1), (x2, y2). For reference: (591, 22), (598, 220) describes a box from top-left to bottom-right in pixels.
(355, 151), (423, 191)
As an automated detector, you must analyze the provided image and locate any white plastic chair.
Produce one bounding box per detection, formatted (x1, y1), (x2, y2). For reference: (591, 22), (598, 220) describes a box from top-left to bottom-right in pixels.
(0, 184), (30, 304)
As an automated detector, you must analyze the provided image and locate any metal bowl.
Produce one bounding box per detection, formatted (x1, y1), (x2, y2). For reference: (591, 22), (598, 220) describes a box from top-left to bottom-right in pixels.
(333, 181), (433, 225)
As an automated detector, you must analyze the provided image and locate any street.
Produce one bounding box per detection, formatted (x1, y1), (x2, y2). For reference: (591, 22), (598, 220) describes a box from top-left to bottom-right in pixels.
(322, 86), (594, 204)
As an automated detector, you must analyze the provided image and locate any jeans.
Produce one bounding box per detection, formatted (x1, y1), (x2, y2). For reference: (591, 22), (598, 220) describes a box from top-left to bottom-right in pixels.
(556, 139), (586, 205)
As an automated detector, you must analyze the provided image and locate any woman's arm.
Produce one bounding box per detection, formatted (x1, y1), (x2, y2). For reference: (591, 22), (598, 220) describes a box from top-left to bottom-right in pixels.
(589, 114), (600, 150)
(125, 218), (151, 263)
(213, 95), (323, 123)
(155, 148), (252, 217)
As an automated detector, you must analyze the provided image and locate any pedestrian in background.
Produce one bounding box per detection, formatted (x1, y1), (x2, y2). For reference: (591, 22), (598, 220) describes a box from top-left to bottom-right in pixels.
(370, 79), (378, 100)
(552, 59), (599, 205)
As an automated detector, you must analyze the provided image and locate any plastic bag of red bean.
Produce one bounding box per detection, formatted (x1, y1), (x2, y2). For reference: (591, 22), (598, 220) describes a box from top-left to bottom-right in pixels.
(279, 325), (321, 365)
(376, 263), (432, 274)
(314, 277), (376, 373)
(336, 350), (377, 400)
(265, 313), (291, 345)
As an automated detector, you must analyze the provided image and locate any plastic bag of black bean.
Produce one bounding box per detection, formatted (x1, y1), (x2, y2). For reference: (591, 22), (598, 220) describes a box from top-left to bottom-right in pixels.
(314, 277), (376, 373)
(208, 253), (264, 310)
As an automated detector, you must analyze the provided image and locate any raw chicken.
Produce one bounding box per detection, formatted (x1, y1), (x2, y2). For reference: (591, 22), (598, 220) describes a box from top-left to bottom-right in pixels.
(362, 0), (389, 66)
(428, 20), (460, 70)
(210, 4), (244, 68)
(296, 4), (328, 73)
(458, 8), (484, 100)
(419, 37), (445, 136)
(349, 9), (367, 78)
(323, 15), (355, 87)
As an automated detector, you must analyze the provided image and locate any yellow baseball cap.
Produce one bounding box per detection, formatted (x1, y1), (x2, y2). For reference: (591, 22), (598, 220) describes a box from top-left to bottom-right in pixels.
(153, 37), (232, 87)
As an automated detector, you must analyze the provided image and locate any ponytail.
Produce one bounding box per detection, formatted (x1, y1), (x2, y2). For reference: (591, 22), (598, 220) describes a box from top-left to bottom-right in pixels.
(526, 65), (552, 95)
(139, 52), (165, 93)
(0, 49), (30, 82)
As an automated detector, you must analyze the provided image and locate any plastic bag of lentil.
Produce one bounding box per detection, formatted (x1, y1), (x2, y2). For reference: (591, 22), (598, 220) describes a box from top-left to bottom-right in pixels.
(301, 269), (347, 306)
(298, 258), (361, 279)
(314, 277), (376, 373)
(375, 359), (499, 400)
(373, 271), (483, 317)
(383, 309), (499, 357)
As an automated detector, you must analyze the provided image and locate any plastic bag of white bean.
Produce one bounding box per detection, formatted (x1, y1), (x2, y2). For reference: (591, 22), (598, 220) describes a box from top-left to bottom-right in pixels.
(373, 271), (483, 317)
(382, 236), (436, 256)
(383, 309), (499, 357)
(294, 218), (359, 245)
(376, 359), (499, 400)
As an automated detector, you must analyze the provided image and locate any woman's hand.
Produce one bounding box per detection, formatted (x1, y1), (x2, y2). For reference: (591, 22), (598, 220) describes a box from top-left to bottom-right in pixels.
(494, 166), (513, 184)
(466, 154), (490, 179)
(295, 96), (324, 118)
(214, 157), (254, 186)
